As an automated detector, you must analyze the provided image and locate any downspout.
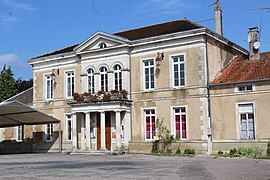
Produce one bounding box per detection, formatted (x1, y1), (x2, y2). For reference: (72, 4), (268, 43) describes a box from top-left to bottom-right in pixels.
(204, 36), (213, 154)
(128, 47), (133, 143)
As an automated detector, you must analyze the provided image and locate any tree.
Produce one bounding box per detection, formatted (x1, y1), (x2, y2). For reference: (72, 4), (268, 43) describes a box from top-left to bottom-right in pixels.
(0, 65), (17, 102)
(16, 78), (33, 93)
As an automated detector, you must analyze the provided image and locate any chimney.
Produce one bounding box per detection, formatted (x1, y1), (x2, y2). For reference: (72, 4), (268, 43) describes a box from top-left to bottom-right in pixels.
(248, 27), (260, 60)
(215, 0), (223, 36)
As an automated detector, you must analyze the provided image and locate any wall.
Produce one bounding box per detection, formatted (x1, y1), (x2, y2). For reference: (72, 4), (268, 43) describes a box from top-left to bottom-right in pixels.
(211, 82), (270, 151)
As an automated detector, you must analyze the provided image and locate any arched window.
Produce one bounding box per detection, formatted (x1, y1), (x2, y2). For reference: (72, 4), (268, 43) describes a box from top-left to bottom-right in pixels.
(113, 64), (122, 91)
(87, 68), (95, 93)
(99, 42), (107, 49)
(100, 66), (108, 92)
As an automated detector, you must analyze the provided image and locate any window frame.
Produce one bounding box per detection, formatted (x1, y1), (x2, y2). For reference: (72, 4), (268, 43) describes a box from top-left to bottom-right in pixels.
(65, 114), (72, 142)
(236, 102), (256, 141)
(143, 59), (155, 91)
(172, 106), (188, 140)
(16, 125), (23, 142)
(113, 64), (122, 91)
(143, 108), (156, 141)
(235, 84), (255, 93)
(45, 74), (54, 100)
(171, 53), (186, 88)
(99, 66), (108, 92)
(65, 70), (75, 99)
(87, 68), (95, 94)
(45, 124), (53, 142)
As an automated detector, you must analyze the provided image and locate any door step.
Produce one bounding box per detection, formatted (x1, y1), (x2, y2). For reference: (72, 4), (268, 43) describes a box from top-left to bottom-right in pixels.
(70, 150), (111, 156)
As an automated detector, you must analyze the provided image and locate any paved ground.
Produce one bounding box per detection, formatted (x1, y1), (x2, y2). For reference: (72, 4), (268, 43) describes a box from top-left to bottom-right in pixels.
(0, 154), (269, 180)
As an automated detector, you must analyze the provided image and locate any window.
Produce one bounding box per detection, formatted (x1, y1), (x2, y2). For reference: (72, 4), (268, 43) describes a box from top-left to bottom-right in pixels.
(172, 55), (185, 87)
(17, 125), (23, 141)
(66, 71), (75, 98)
(45, 75), (54, 100)
(239, 104), (255, 140)
(45, 124), (53, 141)
(114, 64), (122, 91)
(145, 109), (156, 140)
(143, 60), (155, 90)
(100, 66), (108, 92)
(237, 85), (253, 92)
(99, 42), (107, 49)
(174, 107), (187, 139)
(90, 124), (95, 139)
(87, 68), (95, 93)
(66, 114), (72, 141)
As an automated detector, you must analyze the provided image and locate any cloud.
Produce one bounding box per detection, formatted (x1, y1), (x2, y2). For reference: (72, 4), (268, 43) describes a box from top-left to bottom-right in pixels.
(141, 0), (198, 15)
(1, 13), (18, 23)
(0, 54), (19, 65)
(0, 0), (38, 11)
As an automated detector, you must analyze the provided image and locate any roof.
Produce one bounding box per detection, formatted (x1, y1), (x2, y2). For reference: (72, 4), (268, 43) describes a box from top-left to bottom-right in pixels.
(4, 88), (33, 106)
(114, 19), (203, 41)
(31, 19), (203, 60)
(211, 52), (270, 85)
(32, 44), (78, 59)
(0, 101), (60, 128)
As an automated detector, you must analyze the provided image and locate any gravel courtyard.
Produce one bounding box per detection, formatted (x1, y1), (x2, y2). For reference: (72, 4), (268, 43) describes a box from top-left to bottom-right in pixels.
(0, 153), (269, 180)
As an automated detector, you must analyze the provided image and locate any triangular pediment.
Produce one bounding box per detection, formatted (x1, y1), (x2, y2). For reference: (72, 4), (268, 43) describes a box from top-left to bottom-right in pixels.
(74, 31), (130, 53)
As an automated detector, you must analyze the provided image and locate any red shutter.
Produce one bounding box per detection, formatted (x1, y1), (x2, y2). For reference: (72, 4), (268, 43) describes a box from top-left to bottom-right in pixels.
(182, 115), (186, 138)
(175, 115), (181, 138)
(146, 116), (150, 139)
(152, 116), (156, 137)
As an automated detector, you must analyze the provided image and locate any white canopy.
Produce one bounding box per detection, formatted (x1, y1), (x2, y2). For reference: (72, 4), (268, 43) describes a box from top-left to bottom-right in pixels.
(0, 101), (60, 128)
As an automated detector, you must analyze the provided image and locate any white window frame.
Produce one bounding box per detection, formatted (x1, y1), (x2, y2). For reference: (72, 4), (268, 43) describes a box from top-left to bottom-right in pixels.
(143, 108), (156, 141)
(236, 102), (256, 140)
(65, 71), (75, 99)
(113, 64), (122, 91)
(235, 84), (255, 93)
(171, 53), (186, 88)
(16, 125), (23, 142)
(172, 106), (188, 140)
(45, 124), (53, 142)
(65, 114), (72, 142)
(87, 68), (95, 94)
(99, 66), (108, 92)
(45, 74), (54, 100)
(143, 59), (155, 91)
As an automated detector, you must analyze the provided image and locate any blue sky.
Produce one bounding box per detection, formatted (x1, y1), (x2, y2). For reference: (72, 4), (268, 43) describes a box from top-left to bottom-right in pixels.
(0, 0), (269, 79)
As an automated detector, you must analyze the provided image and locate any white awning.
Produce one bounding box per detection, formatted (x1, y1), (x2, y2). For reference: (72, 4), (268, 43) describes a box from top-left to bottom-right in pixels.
(0, 101), (60, 128)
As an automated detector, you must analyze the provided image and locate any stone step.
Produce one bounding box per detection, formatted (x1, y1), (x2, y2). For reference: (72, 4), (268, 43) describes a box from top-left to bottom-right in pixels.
(70, 150), (112, 156)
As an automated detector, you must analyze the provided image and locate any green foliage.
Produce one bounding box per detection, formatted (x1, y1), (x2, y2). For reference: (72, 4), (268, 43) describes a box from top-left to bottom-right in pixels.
(267, 142), (270, 156)
(154, 118), (176, 152)
(217, 150), (223, 155)
(176, 148), (181, 155)
(0, 65), (17, 102)
(184, 148), (196, 155)
(228, 147), (263, 159)
(16, 78), (33, 93)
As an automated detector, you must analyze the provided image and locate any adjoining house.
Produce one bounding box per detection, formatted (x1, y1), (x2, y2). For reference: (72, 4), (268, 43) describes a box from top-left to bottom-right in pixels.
(0, 2), (269, 154)
(210, 27), (270, 152)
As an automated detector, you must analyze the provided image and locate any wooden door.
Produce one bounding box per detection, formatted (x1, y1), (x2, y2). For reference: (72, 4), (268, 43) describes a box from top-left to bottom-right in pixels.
(105, 112), (111, 150)
(96, 112), (111, 150)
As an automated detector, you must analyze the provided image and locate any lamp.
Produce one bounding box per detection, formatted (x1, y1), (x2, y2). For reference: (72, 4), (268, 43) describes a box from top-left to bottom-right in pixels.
(155, 52), (164, 66)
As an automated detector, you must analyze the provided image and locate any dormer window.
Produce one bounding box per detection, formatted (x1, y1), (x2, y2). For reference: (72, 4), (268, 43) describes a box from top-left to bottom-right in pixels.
(99, 42), (107, 49)
(237, 85), (253, 92)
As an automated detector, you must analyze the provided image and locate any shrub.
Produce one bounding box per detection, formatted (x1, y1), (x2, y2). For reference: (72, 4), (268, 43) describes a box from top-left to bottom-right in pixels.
(166, 148), (172, 154)
(237, 146), (263, 159)
(267, 142), (270, 156)
(176, 148), (181, 155)
(184, 148), (195, 155)
(229, 148), (237, 156)
(217, 150), (223, 155)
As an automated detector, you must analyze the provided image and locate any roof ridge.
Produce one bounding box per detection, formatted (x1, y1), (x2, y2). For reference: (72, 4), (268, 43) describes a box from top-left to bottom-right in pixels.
(113, 18), (201, 35)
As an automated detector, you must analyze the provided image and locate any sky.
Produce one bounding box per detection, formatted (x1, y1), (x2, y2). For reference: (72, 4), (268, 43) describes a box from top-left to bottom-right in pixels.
(0, 0), (269, 79)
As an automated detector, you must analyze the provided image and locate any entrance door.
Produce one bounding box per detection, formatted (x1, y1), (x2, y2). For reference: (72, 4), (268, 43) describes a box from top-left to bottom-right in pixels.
(97, 112), (111, 150)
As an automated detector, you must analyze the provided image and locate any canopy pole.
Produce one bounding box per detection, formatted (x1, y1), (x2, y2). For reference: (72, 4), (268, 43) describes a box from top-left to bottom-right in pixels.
(22, 124), (24, 142)
(58, 122), (62, 153)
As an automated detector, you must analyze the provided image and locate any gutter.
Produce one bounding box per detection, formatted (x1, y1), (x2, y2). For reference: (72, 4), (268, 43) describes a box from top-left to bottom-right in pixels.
(210, 78), (270, 88)
(204, 36), (213, 154)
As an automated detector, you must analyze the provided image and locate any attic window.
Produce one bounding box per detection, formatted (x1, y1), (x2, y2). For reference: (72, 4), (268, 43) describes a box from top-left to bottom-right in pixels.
(99, 42), (107, 49)
(237, 85), (253, 92)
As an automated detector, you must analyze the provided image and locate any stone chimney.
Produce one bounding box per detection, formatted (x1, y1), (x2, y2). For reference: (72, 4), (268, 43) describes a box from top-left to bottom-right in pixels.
(215, 0), (223, 36)
(248, 27), (260, 60)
